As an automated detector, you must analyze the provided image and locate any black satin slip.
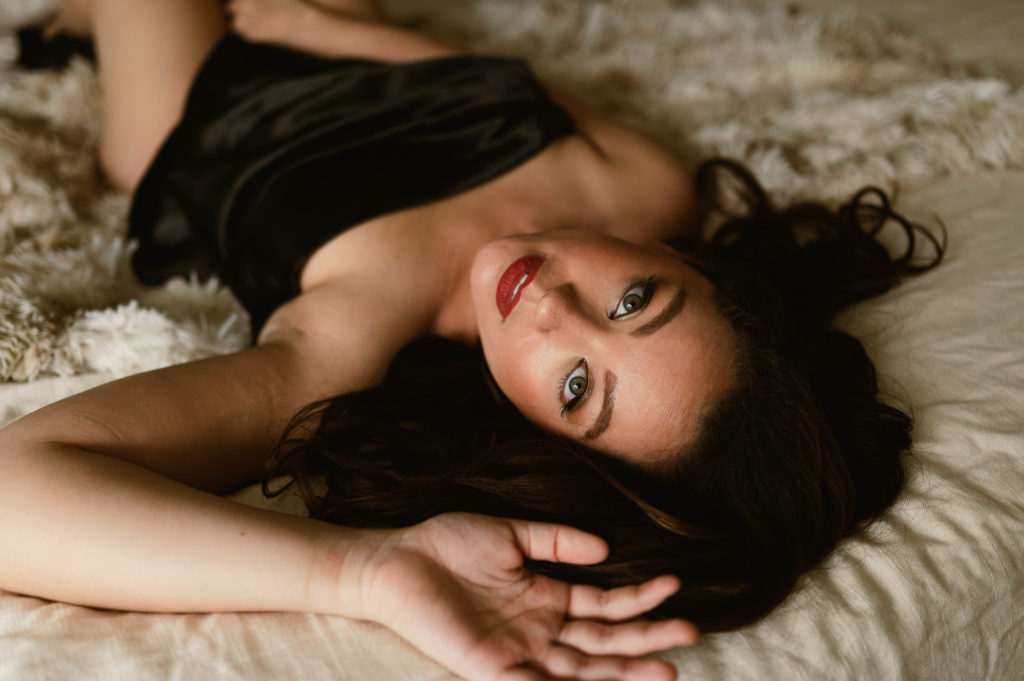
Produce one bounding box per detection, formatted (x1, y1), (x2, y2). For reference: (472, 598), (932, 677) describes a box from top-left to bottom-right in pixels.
(129, 35), (575, 335)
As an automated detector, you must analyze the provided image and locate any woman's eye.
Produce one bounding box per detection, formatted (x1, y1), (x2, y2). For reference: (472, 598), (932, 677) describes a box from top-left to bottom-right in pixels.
(610, 278), (654, 319)
(559, 360), (589, 413)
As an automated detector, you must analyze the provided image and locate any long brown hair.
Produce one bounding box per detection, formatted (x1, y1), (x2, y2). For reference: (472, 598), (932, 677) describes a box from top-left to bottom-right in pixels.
(265, 159), (944, 631)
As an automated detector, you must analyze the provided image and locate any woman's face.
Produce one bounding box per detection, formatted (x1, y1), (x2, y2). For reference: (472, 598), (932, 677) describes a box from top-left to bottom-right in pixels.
(470, 230), (737, 466)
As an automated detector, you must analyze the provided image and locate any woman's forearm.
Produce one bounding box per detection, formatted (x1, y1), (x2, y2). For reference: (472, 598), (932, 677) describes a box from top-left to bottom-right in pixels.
(0, 442), (379, 617)
(0, 426), (698, 681)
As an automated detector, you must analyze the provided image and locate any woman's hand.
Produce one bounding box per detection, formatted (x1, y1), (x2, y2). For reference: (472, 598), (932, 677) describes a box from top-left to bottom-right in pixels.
(357, 512), (697, 681)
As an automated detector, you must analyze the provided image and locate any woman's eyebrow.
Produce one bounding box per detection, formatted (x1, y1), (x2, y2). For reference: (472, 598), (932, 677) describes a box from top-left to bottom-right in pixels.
(583, 370), (617, 440)
(630, 286), (687, 337)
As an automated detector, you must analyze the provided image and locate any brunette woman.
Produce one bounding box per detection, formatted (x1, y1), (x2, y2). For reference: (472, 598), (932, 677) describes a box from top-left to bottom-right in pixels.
(0, 1), (942, 680)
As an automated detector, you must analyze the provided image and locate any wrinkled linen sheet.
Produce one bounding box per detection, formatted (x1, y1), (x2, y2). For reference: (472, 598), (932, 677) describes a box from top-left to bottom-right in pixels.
(2, 170), (1021, 681)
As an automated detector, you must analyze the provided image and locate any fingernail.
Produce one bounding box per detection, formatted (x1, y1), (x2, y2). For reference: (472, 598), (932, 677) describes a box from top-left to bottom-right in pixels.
(678, 621), (699, 645)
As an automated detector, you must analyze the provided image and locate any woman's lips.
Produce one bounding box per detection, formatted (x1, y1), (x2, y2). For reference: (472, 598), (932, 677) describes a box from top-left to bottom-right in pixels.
(496, 255), (545, 320)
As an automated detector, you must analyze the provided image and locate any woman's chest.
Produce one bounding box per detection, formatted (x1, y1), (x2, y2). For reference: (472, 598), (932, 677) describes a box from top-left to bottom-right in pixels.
(297, 135), (613, 292)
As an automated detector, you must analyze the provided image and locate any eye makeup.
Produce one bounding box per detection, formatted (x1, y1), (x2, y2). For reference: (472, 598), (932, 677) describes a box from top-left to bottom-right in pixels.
(608, 277), (655, 319)
(558, 359), (590, 415)
(556, 278), (653, 417)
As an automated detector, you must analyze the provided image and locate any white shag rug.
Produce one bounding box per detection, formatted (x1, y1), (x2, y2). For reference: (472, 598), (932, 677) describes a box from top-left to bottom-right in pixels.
(1, 0), (1022, 411)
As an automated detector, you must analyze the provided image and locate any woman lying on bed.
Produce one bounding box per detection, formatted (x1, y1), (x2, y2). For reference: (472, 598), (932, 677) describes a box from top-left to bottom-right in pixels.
(0, 0), (944, 679)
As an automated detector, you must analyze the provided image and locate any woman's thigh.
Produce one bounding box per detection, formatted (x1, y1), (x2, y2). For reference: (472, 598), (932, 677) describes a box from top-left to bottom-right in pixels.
(93, 0), (226, 192)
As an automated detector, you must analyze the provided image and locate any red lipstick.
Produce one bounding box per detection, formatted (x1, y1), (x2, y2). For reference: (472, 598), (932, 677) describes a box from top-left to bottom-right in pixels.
(496, 255), (544, 320)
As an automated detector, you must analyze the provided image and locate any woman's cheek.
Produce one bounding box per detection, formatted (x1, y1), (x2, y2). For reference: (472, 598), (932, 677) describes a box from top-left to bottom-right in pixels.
(509, 353), (560, 423)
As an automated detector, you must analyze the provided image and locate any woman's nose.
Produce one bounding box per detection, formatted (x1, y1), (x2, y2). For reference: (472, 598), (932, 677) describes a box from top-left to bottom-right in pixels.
(534, 283), (582, 332)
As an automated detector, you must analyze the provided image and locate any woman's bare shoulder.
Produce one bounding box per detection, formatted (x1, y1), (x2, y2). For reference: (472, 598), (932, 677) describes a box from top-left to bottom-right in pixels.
(259, 270), (439, 392)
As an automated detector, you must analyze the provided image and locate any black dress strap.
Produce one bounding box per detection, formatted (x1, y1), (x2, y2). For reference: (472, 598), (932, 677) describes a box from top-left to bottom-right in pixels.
(129, 35), (575, 335)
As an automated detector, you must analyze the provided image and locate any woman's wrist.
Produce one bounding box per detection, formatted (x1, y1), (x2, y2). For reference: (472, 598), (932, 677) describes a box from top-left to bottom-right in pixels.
(306, 522), (409, 622)
(307, 513), (698, 681)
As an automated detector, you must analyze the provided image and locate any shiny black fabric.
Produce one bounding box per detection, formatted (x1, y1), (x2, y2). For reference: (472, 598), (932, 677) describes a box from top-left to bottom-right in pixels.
(130, 35), (575, 334)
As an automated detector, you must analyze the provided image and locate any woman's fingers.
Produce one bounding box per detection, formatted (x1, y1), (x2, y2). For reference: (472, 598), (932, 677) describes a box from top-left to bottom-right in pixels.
(541, 645), (678, 681)
(558, 618), (698, 656)
(508, 519), (610, 566)
(500, 668), (550, 681)
(567, 574), (682, 620)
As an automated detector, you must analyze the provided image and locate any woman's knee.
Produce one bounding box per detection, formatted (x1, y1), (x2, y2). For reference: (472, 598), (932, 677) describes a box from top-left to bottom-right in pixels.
(99, 130), (157, 193)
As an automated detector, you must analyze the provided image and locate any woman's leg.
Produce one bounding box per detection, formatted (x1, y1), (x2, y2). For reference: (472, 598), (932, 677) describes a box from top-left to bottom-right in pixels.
(71, 0), (226, 192)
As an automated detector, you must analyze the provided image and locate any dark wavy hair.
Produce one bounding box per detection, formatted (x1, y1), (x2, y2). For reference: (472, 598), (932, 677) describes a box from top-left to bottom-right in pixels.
(265, 159), (945, 632)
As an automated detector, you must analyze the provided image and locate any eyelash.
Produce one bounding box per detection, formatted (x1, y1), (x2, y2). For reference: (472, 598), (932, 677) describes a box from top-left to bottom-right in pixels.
(557, 278), (654, 415)
(608, 277), (655, 320)
(558, 359), (590, 415)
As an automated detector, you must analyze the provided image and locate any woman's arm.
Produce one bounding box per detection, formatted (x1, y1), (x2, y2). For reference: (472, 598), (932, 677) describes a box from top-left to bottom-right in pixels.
(0, 292), (694, 679)
(0, 338), (351, 609)
(0, 416), (696, 679)
(0, 264), (431, 598)
(0, 433), (370, 613)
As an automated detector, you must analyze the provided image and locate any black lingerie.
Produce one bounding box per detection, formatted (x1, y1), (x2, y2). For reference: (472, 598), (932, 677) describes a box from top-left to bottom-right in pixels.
(128, 35), (575, 335)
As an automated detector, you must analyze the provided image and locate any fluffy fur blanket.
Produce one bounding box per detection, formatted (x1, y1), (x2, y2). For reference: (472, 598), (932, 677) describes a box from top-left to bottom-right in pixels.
(1, 0), (1022, 413)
